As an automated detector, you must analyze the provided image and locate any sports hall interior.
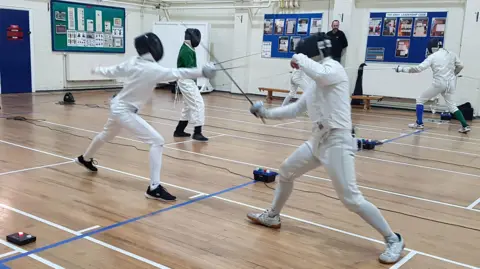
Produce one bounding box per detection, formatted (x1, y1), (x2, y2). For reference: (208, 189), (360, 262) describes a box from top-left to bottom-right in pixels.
(0, 0), (478, 268)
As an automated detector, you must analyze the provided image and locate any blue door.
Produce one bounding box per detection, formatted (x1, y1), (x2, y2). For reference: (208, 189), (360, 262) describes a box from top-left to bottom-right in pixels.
(0, 8), (32, 94)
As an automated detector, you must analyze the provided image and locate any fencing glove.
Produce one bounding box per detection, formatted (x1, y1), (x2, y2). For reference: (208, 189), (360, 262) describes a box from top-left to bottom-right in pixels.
(202, 62), (216, 79)
(250, 101), (267, 118)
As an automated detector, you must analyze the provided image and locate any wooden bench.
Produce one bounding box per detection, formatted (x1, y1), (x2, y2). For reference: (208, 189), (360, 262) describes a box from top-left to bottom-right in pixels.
(258, 87), (383, 110)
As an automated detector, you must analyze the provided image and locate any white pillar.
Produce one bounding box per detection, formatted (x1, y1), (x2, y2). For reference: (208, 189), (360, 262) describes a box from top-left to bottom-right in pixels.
(230, 9), (251, 94)
(456, 0), (480, 115)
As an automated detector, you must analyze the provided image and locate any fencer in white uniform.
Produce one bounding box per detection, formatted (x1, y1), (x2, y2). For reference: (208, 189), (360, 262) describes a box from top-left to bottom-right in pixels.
(281, 69), (312, 106)
(75, 32), (216, 201)
(395, 38), (470, 133)
(247, 33), (405, 264)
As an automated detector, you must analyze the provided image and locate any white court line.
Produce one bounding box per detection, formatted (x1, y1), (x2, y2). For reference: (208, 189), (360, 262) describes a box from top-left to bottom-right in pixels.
(467, 198), (480, 209)
(145, 118), (480, 158)
(389, 251), (418, 269)
(29, 122), (480, 213)
(0, 239), (64, 268)
(189, 193), (206, 199)
(76, 225), (101, 234)
(0, 161), (74, 177)
(0, 139), (477, 269)
(0, 204), (170, 269)
(0, 251), (17, 259)
(203, 103), (471, 129)
(146, 119), (480, 179)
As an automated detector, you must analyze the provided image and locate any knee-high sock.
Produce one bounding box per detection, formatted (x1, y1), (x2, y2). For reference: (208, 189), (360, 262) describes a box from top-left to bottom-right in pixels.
(416, 104), (424, 125)
(355, 200), (396, 239)
(84, 134), (106, 160)
(453, 110), (468, 127)
(269, 179), (294, 217)
(149, 144), (163, 189)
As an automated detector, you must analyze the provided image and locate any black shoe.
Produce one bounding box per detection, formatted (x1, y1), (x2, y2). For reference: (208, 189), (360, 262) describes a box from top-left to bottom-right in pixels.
(192, 126), (208, 141)
(75, 155), (98, 172)
(174, 120), (190, 137)
(145, 185), (177, 201)
(174, 131), (191, 137)
(192, 133), (208, 141)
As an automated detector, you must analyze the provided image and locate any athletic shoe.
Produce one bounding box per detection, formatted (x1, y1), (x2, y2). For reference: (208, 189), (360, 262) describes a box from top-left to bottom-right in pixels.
(75, 155), (98, 172)
(246, 209), (281, 229)
(408, 123), (424, 129)
(459, 126), (471, 133)
(145, 185), (176, 201)
(379, 233), (405, 264)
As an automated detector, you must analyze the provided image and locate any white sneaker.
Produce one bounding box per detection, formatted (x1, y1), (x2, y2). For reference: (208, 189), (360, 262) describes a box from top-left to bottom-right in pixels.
(459, 126), (471, 133)
(408, 123), (424, 129)
(246, 209), (281, 229)
(379, 233), (405, 264)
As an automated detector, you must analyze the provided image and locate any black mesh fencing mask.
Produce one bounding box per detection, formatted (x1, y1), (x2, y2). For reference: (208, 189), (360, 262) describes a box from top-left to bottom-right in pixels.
(134, 32), (164, 62)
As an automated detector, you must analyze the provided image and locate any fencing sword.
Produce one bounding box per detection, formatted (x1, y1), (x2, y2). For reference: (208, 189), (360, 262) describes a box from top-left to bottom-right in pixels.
(179, 23), (266, 124)
(214, 52), (262, 65)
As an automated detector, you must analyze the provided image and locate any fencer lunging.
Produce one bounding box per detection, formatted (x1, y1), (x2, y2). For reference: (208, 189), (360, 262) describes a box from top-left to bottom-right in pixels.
(75, 32), (216, 201)
(281, 69), (312, 106)
(173, 28), (209, 141)
(247, 33), (405, 264)
(395, 38), (470, 133)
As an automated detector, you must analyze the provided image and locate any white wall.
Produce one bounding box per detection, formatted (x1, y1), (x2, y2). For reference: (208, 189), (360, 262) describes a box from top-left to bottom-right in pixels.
(0, 0), (158, 91)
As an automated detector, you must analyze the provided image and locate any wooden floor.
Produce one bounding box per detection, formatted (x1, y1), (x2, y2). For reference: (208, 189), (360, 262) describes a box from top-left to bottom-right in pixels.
(0, 90), (478, 269)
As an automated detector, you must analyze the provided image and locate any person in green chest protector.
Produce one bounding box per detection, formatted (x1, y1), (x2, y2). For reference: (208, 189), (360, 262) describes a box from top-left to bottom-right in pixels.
(173, 28), (209, 141)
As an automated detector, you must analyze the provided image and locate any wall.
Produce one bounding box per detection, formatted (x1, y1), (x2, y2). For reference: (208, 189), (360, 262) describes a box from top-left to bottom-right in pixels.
(0, 0), (158, 91)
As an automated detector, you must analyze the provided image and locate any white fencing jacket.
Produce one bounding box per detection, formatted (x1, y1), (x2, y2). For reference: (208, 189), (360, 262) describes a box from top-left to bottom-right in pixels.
(93, 55), (207, 110)
(400, 48), (464, 87)
(265, 55), (352, 132)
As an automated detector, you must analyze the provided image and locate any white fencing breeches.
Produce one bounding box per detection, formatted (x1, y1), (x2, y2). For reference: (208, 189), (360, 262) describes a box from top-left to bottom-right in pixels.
(83, 101), (165, 188)
(270, 129), (395, 238)
(178, 79), (205, 126)
(417, 79), (458, 113)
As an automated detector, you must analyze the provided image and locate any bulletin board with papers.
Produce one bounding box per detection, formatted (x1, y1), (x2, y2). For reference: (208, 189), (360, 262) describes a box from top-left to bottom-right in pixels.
(50, 0), (126, 53)
(262, 13), (323, 59)
(365, 11), (447, 63)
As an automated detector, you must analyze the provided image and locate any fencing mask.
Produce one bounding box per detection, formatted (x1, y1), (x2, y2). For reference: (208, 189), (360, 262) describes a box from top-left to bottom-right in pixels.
(134, 32), (164, 62)
(185, 28), (201, 48)
(427, 38), (443, 55)
(294, 32), (333, 61)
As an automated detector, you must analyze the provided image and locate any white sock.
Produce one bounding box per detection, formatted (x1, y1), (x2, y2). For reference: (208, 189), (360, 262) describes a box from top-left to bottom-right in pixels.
(83, 134), (106, 160)
(355, 200), (396, 239)
(149, 144), (163, 190)
(269, 179), (294, 217)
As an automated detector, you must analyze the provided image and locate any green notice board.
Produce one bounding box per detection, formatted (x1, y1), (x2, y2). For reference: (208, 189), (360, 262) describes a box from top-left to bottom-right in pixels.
(50, 0), (125, 53)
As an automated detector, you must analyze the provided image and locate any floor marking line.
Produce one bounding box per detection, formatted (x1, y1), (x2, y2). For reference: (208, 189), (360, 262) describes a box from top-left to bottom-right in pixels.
(0, 181), (254, 266)
(467, 197), (480, 209)
(0, 251), (17, 259)
(0, 139), (476, 268)
(76, 225), (101, 234)
(389, 251), (417, 269)
(8, 123), (480, 213)
(0, 204), (169, 268)
(0, 240), (64, 269)
(0, 161), (74, 177)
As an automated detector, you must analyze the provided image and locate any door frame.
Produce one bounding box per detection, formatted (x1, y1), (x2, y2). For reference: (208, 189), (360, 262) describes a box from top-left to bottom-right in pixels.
(0, 4), (35, 93)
